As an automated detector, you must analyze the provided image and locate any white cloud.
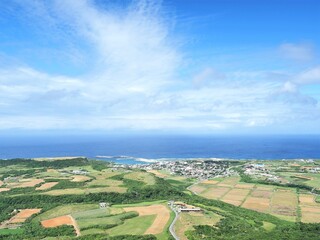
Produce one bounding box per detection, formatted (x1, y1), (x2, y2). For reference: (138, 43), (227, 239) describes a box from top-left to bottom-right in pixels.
(192, 68), (226, 88)
(0, 1), (319, 132)
(51, 0), (180, 94)
(295, 66), (320, 84)
(282, 81), (297, 93)
(278, 43), (315, 61)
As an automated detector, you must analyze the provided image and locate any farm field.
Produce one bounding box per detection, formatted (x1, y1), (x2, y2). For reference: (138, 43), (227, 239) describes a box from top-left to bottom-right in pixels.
(190, 176), (320, 222)
(1, 209), (41, 229)
(2, 157), (320, 239)
(122, 204), (170, 235)
(123, 171), (156, 185)
(41, 215), (80, 236)
(34, 204), (99, 221)
(174, 211), (221, 240)
(32, 200), (173, 239)
(36, 182), (59, 190)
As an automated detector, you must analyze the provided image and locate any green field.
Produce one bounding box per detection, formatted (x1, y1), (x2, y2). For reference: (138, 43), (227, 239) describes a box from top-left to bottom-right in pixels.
(33, 204), (98, 221)
(0, 229), (24, 236)
(1, 157), (320, 240)
(106, 215), (156, 236)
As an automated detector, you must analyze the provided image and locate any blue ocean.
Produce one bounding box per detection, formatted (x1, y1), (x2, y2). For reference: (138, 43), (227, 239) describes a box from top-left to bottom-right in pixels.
(0, 134), (319, 164)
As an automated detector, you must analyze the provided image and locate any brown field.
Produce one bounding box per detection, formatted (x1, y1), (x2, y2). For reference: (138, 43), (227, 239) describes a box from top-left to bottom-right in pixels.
(123, 204), (170, 235)
(216, 183), (234, 187)
(301, 212), (320, 223)
(202, 180), (219, 184)
(201, 187), (230, 199)
(222, 189), (250, 202)
(299, 194), (315, 204)
(41, 215), (80, 236)
(234, 183), (255, 189)
(46, 169), (57, 173)
(251, 190), (273, 198)
(289, 163), (301, 167)
(36, 182), (59, 190)
(191, 176), (320, 222)
(148, 170), (168, 178)
(44, 186), (127, 195)
(189, 185), (207, 194)
(255, 186), (275, 191)
(223, 200), (243, 206)
(271, 191), (297, 216)
(299, 194), (320, 223)
(175, 211), (221, 240)
(9, 209), (41, 223)
(44, 188), (85, 195)
(86, 186), (127, 194)
(0, 188), (10, 192)
(242, 197), (270, 212)
(11, 179), (44, 188)
(301, 206), (320, 213)
(218, 176), (240, 186)
(71, 176), (91, 182)
(293, 175), (312, 180)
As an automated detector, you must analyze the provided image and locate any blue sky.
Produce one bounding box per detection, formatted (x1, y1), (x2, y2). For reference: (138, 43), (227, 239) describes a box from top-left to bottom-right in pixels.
(0, 0), (319, 134)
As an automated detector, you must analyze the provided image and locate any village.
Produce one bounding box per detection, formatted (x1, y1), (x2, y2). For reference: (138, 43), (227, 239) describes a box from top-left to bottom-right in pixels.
(130, 160), (237, 180)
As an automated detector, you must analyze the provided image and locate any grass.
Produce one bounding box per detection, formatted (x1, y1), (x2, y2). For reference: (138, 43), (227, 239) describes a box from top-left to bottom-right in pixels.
(72, 208), (109, 219)
(272, 214), (296, 222)
(123, 171), (156, 185)
(174, 211), (221, 240)
(78, 216), (119, 229)
(112, 200), (167, 208)
(0, 229), (24, 236)
(81, 228), (105, 236)
(43, 186), (127, 195)
(106, 215), (156, 236)
(77, 212), (136, 229)
(86, 178), (123, 187)
(33, 204), (98, 221)
(262, 221), (276, 231)
(302, 174), (320, 189)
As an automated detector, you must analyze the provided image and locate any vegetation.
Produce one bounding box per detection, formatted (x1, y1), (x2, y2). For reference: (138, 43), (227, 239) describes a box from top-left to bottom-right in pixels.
(1, 158), (320, 239)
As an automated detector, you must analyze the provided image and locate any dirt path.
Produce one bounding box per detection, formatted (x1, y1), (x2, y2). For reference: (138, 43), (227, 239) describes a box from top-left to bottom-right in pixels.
(68, 215), (81, 236)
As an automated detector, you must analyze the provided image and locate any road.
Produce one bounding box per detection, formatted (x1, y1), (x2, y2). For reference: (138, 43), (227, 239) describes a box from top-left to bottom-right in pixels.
(169, 202), (180, 240)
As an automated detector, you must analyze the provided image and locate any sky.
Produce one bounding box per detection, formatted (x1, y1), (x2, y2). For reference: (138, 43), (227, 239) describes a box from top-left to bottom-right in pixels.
(0, 0), (320, 134)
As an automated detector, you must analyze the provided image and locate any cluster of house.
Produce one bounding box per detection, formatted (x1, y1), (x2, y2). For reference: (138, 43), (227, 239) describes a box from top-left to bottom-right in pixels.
(306, 167), (320, 173)
(299, 159), (315, 163)
(138, 160), (234, 180)
(168, 201), (202, 213)
(298, 164), (320, 173)
(71, 169), (88, 175)
(59, 169), (89, 175)
(243, 163), (280, 182)
(3, 176), (19, 183)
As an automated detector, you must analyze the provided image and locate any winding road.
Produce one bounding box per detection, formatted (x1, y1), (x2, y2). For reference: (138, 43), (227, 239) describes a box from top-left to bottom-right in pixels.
(169, 202), (180, 240)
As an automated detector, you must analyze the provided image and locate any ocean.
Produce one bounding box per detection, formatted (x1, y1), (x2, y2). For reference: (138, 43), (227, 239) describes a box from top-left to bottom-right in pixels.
(0, 134), (319, 164)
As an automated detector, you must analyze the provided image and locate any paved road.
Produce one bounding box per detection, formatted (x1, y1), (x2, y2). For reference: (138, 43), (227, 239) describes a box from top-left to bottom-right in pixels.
(169, 203), (180, 240)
